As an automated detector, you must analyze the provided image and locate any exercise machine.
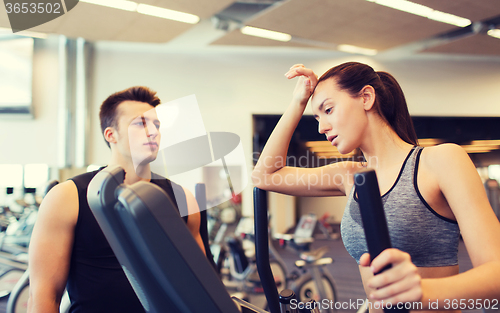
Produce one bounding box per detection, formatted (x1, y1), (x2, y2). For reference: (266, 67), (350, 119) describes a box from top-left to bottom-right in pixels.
(87, 165), (322, 313)
(354, 169), (409, 313)
(87, 166), (247, 312)
(86, 166), (401, 313)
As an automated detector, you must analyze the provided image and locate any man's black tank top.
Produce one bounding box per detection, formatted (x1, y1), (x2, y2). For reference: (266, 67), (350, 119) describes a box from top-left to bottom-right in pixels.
(67, 169), (188, 313)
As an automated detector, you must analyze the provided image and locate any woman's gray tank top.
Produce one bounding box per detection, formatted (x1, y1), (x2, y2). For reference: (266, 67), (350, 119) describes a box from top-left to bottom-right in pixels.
(341, 146), (460, 267)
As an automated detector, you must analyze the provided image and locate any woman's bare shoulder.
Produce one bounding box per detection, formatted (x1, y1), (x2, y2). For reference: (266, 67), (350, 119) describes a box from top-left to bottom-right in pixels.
(419, 143), (471, 170)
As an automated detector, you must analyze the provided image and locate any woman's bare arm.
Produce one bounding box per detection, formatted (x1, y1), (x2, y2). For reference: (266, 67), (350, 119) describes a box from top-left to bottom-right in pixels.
(252, 65), (353, 197)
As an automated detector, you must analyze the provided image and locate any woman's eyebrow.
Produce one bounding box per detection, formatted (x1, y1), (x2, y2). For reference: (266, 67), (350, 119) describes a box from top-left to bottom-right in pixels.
(317, 98), (330, 112)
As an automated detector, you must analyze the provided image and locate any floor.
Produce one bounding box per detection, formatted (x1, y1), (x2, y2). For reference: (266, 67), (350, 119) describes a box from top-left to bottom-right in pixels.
(233, 237), (480, 313)
(0, 237), (483, 313)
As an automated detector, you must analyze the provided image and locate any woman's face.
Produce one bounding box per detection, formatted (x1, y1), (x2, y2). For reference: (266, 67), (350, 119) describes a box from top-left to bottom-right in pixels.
(310, 78), (369, 155)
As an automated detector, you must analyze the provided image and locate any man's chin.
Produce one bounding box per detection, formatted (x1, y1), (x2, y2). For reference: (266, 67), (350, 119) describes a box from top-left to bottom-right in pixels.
(132, 153), (158, 167)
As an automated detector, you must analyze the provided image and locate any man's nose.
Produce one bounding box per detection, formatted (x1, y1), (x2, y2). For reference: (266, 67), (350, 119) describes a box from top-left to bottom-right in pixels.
(145, 121), (159, 137)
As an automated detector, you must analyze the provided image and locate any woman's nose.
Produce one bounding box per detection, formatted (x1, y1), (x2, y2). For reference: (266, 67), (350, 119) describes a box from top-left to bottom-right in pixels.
(318, 119), (331, 134)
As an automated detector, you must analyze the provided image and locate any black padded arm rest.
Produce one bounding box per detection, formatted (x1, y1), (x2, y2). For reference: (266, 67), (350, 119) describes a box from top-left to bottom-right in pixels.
(88, 165), (240, 313)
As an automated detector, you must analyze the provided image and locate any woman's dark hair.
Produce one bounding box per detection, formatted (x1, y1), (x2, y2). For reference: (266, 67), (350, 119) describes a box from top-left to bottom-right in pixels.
(316, 62), (418, 146)
(99, 86), (161, 147)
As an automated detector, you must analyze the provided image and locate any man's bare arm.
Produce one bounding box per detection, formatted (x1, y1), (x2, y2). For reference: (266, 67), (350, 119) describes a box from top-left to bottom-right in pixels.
(28, 181), (78, 313)
(183, 187), (205, 255)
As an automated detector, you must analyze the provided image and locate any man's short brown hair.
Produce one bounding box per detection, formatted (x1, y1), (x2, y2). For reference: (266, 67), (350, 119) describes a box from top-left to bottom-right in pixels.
(99, 86), (161, 147)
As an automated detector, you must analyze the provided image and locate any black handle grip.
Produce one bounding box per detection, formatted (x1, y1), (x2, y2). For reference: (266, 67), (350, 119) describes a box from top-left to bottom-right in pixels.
(354, 169), (409, 313)
(354, 169), (392, 264)
(254, 187), (280, 313)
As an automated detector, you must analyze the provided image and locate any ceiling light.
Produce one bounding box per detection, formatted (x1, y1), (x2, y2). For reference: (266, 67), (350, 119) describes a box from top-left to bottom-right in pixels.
(374, 0), (432, 17)
(471, 140), (500, 146)
(462, 149), (492, 154)
(18, 31), (48, 39)
(80, 0), (138, 11)
(241, 26), (291, 42)
(0, 27), (48, 38)
(310, 148), (338, 153)
(137, 4), (200, 24)
(461, 145), (494, 153)
(305, 141), (359, 158)
(489, 165), (500, 181)
(427, 11), (471, 27)
(366, 0), (471, 27)
(417, 138), (444, 147)
(337, 44), (377, 56)
(488, 29), (500, 39)
(305, 141), (332, 148)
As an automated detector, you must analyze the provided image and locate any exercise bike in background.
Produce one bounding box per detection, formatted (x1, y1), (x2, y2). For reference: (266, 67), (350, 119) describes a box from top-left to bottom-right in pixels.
(275, 214), (337, 313)
(207, 193), (242, 275)
(221, 216), (288, 305)
(0, 186), (43, 301)
(221, 214), (338, 312)
(6, 180), (72, 313)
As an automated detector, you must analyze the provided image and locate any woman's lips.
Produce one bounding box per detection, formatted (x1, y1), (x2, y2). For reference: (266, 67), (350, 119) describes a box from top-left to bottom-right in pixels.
(327, 135), (338, 145)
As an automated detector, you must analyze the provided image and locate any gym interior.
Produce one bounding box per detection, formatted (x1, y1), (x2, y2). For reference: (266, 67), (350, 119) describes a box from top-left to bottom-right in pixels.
(0, 0), (500, 312)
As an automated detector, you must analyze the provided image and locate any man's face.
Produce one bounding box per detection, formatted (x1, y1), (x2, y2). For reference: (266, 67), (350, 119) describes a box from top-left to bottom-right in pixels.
(114, 101), (161, 167)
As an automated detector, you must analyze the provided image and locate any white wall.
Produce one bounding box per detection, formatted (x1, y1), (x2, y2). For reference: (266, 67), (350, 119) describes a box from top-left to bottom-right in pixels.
(0, 37), (60, 166)
(88, 43), (500, 222)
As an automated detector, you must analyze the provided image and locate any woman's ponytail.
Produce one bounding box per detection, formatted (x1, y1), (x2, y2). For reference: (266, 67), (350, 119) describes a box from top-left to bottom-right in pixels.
(376, 71), (417, 146)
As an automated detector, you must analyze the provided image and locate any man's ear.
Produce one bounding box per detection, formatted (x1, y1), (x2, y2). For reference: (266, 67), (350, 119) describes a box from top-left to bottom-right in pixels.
(361, 85), (376, 111)
(104, 127), (117, 145)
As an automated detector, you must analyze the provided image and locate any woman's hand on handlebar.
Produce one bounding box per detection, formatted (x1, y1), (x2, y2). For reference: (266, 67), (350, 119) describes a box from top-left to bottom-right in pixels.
(360, 249), (423, 307)
(285, 64), (318, 106)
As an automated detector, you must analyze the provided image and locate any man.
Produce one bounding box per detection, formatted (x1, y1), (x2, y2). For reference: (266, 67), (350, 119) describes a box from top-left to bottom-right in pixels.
(28, 86), (205, 313)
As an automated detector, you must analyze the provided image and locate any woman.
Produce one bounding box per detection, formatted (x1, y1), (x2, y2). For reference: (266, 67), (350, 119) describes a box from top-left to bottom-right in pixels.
(251, 62), (500, 312)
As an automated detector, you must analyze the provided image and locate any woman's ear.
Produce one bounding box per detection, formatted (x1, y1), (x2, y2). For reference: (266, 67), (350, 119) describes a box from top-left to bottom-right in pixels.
(104, 127), (117, 145)
(361, 85), (376, 111)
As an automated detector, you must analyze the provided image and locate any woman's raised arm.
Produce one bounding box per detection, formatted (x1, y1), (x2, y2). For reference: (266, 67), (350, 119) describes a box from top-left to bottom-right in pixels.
(251, 65), (351, 197)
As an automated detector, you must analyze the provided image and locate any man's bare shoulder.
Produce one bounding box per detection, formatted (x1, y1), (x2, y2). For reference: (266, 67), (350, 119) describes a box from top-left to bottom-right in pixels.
(38, 180), (79, 225)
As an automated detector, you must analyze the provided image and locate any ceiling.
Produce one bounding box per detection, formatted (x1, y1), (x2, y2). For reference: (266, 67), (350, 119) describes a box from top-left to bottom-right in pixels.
(1, 0), (500, 57)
